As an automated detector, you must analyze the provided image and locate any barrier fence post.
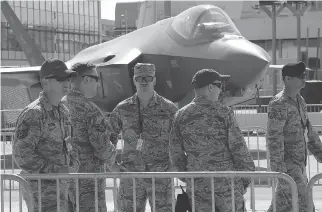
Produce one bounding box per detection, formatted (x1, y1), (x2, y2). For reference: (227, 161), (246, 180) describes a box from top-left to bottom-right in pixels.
(307, 173), (322, 212)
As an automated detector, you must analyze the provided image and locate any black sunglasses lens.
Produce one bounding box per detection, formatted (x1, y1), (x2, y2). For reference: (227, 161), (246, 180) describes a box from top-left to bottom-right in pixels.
(136, 76), (154, 83)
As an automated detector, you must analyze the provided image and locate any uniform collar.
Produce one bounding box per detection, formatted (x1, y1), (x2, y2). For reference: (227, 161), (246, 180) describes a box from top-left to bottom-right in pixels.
(193, 95), (217, 105)
(39, 91), (56, 112)
(130, 91), (161, 106)
(282, 87), (300, 101)
(67, 89), (85, 98)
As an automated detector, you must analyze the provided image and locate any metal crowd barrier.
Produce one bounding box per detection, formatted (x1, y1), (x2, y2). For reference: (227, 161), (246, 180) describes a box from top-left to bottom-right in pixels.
(307, 173), (322, 212)
(15, 171), (298, 212)
(1, 174), (34, 212)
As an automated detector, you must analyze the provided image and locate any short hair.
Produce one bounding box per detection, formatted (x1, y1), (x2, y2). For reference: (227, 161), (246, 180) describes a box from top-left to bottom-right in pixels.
(71, 62), (96, 73)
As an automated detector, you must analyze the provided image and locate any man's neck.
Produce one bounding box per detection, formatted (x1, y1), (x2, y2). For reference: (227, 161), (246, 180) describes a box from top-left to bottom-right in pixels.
(284, 86), (299, 99)
(46, 92), (61, 106)
(137, 91), (154, 106)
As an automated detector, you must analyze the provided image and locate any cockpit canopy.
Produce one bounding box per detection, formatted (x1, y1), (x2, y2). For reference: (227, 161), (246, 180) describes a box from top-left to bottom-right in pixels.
(170, 5), (241, 41)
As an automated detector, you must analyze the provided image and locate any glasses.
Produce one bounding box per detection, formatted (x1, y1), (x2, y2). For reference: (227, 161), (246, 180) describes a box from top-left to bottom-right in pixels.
(135, 76), (154, 83)
(45, 76), (70, 82)
(210, 82), (222, 89)
(82, 75), (100, 82)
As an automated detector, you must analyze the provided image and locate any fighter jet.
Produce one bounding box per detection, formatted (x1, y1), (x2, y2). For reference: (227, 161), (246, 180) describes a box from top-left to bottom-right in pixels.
(1, 3), (282, 112)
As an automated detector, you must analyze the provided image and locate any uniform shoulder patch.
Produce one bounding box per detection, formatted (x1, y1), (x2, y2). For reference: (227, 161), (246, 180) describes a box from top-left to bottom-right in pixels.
(16, 120), (30, 139)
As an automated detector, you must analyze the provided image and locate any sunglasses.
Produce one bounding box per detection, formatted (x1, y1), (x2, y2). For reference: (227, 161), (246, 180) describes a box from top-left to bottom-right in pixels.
(82, 75), (100, 82)
(135, 76), (154, 83)
(210, 82), (222, 89)
(45, 76), (70, 82)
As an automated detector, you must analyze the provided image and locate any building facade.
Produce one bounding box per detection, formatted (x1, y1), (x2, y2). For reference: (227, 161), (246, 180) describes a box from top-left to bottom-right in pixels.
(114, 1), (322, 95)
(1, 0), (101, 66)
(101, 19), (115, 42)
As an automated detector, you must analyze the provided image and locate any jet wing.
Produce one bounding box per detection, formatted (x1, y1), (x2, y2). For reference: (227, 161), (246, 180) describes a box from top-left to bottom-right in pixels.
(0, 66), (40, 88)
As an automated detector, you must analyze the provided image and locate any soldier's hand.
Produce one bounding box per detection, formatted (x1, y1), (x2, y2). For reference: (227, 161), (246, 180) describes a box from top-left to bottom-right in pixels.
(110, 164), (121, 172)
(58, 165), (70, 173)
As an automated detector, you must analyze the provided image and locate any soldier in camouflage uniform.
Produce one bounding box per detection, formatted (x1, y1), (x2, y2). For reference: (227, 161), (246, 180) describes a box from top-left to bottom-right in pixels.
(108, 63), (178, 212)
(13, 58), (80, 212)
(61, 62), (116, 212)
(266, 61), (321, 212)
(169, 69), (255, 212)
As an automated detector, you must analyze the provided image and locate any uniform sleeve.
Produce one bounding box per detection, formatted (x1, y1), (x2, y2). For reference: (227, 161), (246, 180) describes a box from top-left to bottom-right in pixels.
(13, 109), (61, 173)
(107, 106), (123, 146)
(86, 106), (116, 165)
(169, 111), (187, 171)
(167, 103), (179, 133)
(266, 101), (288, 173)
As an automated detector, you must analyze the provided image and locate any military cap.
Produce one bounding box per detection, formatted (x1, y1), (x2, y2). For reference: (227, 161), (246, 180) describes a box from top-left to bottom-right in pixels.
(133, 63), (155, 77)
(191, 69), (230, 89)
(282, 61), (306, 77)
(40, 58), (76, 79)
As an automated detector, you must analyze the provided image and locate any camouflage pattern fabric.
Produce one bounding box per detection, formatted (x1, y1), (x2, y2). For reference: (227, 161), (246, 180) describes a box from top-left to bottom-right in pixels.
(118, 178), (172, 212)
(266, 88), (316, 212)
(13, 91), (80, 212)
(108, 91), (178, 212)
(61, 89), (116, 212)
(169, 96), (255, 212)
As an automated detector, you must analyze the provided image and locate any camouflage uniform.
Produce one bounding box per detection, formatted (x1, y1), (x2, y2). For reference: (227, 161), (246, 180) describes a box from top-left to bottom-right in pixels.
(266, 89), (316, 212)
(13, 91), (80, 212)
(169, 96), (255, 212)
(108, 91), (178, 212)
(61, 89), (116, 212)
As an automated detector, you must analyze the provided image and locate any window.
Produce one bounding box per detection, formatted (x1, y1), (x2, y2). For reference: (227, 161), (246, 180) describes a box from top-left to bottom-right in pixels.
(20, 7), (27, 25)
(14, 1), (21, 7)
(74, 1), (79, 14)
(40, 10), (46, 26)
(52, 1), (57, 12)
(27, 1), (33, 8)
(63, 2), (68, 14)
(94, 2), (98, 17)
(80, 15), (85, 32)
(1, 26), (8, 50)
(58, 12), (63, 29)
(94, 17), (98, 33)
(46, 1), (51, 11)
(69, 14), (74, 31)
(27, 9), (33, 25)
(69, 1), (73, 14)
(20, 1), (26, 8)
(64, 34), (69, 53)
(34, 9), (40, 26)
(79, 1), (84, 15)
(85, 16), (90, 33)
(57, 1), (63, 12)
(90, 17), (95, 32)
(74, 15), (80, 32)
(46, 11), (52, 26)
(84, 1), (89, 16)
(89, 1), (94, 17)
(40, 1), (45, 10)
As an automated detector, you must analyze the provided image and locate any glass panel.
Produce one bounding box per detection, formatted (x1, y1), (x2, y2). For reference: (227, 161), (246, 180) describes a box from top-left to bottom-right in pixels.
(27, 1), (33, 8)
(52, 1), (57, 12)
(40, 1), (45, 10)
(85, 35), (89, 48)
(84, 16), (89, 32)
(80, 15), (85, 32)
(64, 33), (69, 53)
(94, 1), (98, 17)
(20, 1), (26, 8)
(57, 1), (63, 12)
(74, 34), (81, 52)
(69, 34), (74, 53)
(1, 26), (8, 50)
(40, 30), (46, 52)
(69, 1), (73, 13)
(46, 31), (54, 53)
(20, 7), (27, 25)
(27, 8), (33, 25)
(14, 1), (21, 7)
(58, 12), (63, 29)
(34, 30), (41, 50)
(90, 16), (94, 32)
(69, 14), (74, 31)
(79, 1), (84, 15)
(89, 35), (95, 45)
(94, 17), (98, 33)
(46, 11), (52, 26)
(63, 1), (68, 13)
(74, 15), (80, 32)
(34, 9), (40, 26)
(46, 1), (51, 11)
(89, 1), (94, 16)
(40, 10), (46, 26)
(14, 7), (21, 22)
(74, 1), (79, 14)
(84, 1), (89, 16)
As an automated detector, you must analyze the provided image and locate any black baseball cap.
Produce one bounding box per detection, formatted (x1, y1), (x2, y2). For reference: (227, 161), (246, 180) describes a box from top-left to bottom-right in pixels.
(282, 61), (306, 77)
(191, 69), (230, 89)
(40, 58), (77, 79)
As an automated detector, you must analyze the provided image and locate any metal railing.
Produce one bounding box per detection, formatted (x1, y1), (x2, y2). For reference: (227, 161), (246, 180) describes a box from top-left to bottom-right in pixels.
(307, 173), (322, 212)
(1, 174), (34, 212)
(14, 171), (299, 212)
